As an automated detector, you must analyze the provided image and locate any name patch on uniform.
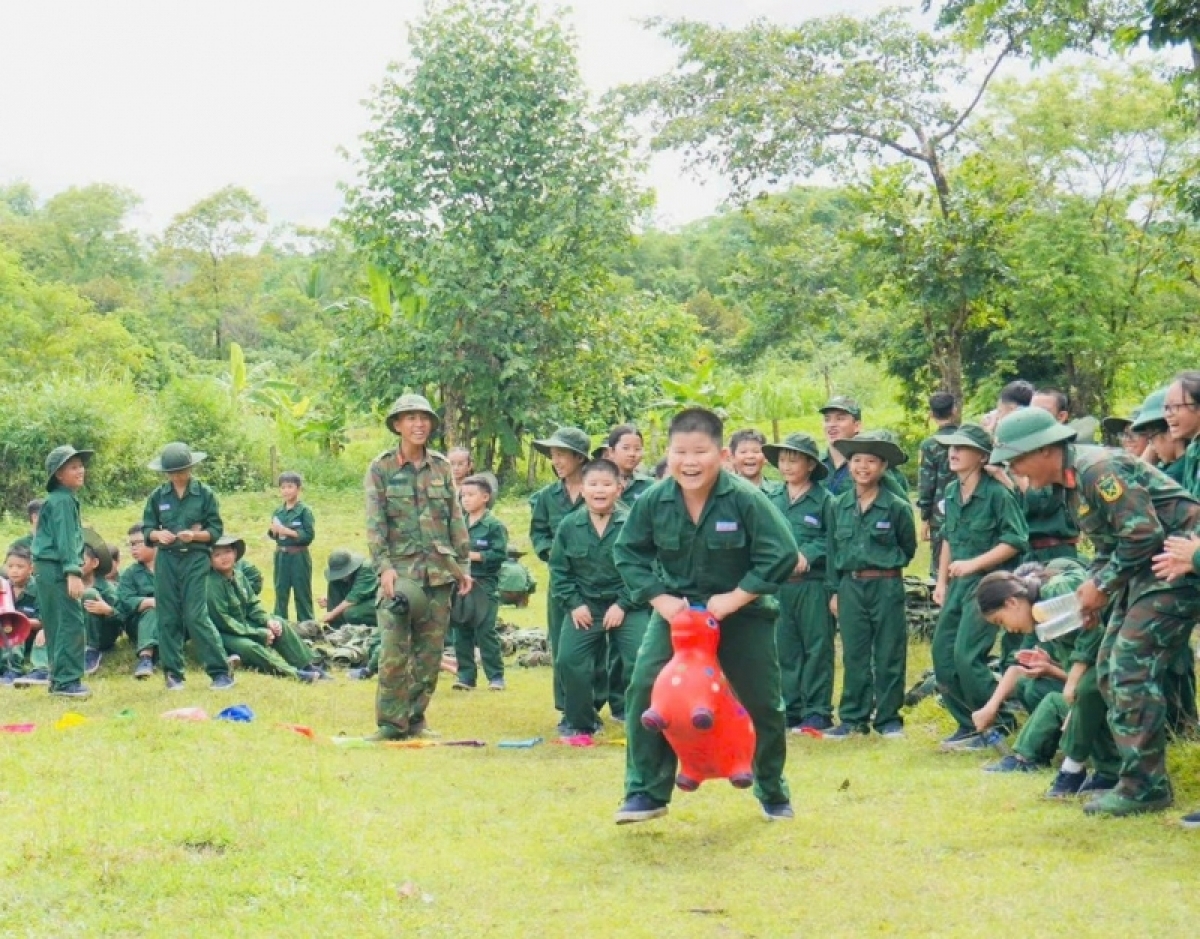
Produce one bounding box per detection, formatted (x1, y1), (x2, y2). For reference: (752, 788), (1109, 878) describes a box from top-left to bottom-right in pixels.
(803, 515), (820, 526)
(714, 521), (739, 533)
(1097, 474), (1125, 504)
(875, 520), (892, 530)
(159, 503), (172, 511)
(475, 539), (489, 547)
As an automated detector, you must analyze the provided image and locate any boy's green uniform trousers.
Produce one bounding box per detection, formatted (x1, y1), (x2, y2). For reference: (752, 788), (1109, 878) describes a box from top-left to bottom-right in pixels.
(768, 482), (835, 726)
(614, 471), (797, 806)
(83, 579), (124, 652)
(116, 561), (158, 656)
(932, 474), (1029, 732)
(207, 568), (314, 677)
(1, 579), (39, 674)
(270, 500), (315, 621)
(31, 486), (86, 690)
(529, 479), (584, 712)
(1065, 445), (1200, 805)
(551, 509), (648, 732)
(142, 479), (229, 681)
(826, 486), (917, 729)
(454, 510), (508, 687)
(367, 447), (470, 736)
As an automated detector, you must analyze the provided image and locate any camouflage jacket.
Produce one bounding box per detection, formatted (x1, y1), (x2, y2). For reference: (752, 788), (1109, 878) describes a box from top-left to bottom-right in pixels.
(1064, 445), (1200, 601)
(916, 425), (956, 524)
(365, 447), (469, 587)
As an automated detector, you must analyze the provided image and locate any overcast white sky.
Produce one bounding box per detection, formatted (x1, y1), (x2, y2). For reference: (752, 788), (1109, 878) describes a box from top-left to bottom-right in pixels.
(1, 0), (903, 233)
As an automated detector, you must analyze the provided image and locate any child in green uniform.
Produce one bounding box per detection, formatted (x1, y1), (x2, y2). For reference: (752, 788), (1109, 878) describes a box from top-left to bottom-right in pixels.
(605, 425), (653, 503)
(80, 534), (121, 675)
(764, 433), (835, 732)
(117, 524), (158, 679)
(529, 426), (588, 717)
(207, 536), (324, 682)
(551, 460), (649, 736)
(930, 423), (1029, 750)
(31, 445), (92, 699)
(142, 442), (234, 691)
(975, 560), (1121, 798)
(824, 432), (917, 739)
(1, 547), (39, 684)
(730, 429), (775, 493)
(613, 408), (798, 824)
(269, 471), (315, 622)
(452, 475), (508, 691)
(322, 549), (380, 680)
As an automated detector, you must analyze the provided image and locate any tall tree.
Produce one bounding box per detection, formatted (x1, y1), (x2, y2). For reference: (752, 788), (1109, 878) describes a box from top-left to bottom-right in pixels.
(340, 0), (642, 467)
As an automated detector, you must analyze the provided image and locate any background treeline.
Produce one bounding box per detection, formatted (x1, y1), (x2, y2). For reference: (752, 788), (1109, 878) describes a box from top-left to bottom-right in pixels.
(3, 0), (1200, 512)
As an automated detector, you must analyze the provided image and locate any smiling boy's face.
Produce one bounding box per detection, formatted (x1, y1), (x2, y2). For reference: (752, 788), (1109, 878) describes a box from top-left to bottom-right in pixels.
(732, 441), (765, 479)
(668, 431), (725, 493)
(848, 452), (885, 486)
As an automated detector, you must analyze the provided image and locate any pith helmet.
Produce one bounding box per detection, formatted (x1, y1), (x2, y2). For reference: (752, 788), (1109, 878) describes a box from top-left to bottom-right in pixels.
(832, 430), (908, 467)
(324, 549), (365, 582)
(385, 394), (439, 434)
(933, 422), (993, 454)
(532, 427), (590, 460)
(148, 442), (206, 473)
(377, 576), (429, 622)
(989, 408), (1076, 464)
(762, 433), (827, 480)
(45, 445), (94, 491)
(213, 535), (247, 561)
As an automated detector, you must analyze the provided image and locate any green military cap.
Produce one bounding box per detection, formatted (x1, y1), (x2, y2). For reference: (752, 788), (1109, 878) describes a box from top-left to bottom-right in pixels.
(83, 528), (113, 578)
(45, 445), (94, 491)
(1130, 389), (1169, 432)
(1100, 415), (1131, 437)
(385, 393), (440, 433)
(933, 422), (993, 454)
(506, 546), (528, 559)
(762, 433), (828, 480)
(324, 549), (365, 582)
(378, 576), (429, 622)
(819, 396), (863, 420)
(832, 430), (908, 467)
(212, 535), (247, 561)
(532, 426), (590, 460)
(148, 442), (206, 473)
(989, 407), (1076, 464)
(450, 583), (488, 627)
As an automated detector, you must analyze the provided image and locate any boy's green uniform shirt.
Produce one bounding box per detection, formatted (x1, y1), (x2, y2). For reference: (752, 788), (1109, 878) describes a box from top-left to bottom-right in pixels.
(822, 452), (909, 499)
(467, 510), (508, 597)
(116, 560), (158, 655)
(550, 510), (638, 613)
(1019, 483), (1080, 559)
(141, 478), (222, 553)
(614, 469), (797, 806)
(269, 501), (315, 549)
(768, 484), (831, 575)
(529, 479), (585, 711)
(206, 567), (314, 677)
(327, 566), (379, 626)
(32, 488), (84, 575)
(941, 474), (1030, 565)
(825, 486), (918, 583)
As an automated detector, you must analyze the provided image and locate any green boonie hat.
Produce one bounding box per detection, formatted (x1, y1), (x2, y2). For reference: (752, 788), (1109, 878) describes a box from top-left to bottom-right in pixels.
(989, 407), (1076, 464)
(148, 442), (206, 473)
(83, 528), (112, 578)
(832, 430), (908, 467)
(324, 549), (365, 582)
(450, 584), (488, 627)
(819, 396), (863, 420)
(934, 422), (993, 454)
(532, 427), (590, 460)
(1130, 388), (1170, 432)
(45, 445), (94, 491)
(213, 535), (247, 561)
(762, 433), (828, 480)
(377, 576), (429, 622)
(385, 394), (440, 433)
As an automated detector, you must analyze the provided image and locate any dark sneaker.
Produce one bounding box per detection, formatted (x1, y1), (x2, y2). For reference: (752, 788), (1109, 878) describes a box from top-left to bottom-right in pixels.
(1180, 810), (1200, 830)
(556, 719), (571, 736)
(983, 754), (1041, 774)
(309, 666), (334, 681)
(165, 673), (186, 691)
(451, 681), (474, 691)
(84, 649), (102, 675)
(49, 681), (92, 700)
(347, 667), (374, 681)
(489, 679), (506, 692)
(210, 673), (235, 691)
(364, 726), (408, 743)
(0, 670), (17, 686)
(1078, 773), (1119, 797)
(615, 794), (669, 825)
(799, 714), (834, 732)
(1044, 768), (1087, 799)
(939, 727), (981, 752)
(133, 656), (155, 680)
(760, 801), (795, 822)
(876, 721), (905, 739)
(821, 722), (866, 740)
(297, 668), (320, 684)
(1083, 789), (1173, 818)
(14, 669), (50, 688)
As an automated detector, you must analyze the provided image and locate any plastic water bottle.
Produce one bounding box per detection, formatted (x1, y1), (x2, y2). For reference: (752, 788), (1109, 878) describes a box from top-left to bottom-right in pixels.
(1032, 592), (1079, 624)
(1036, 612), (1083, 643)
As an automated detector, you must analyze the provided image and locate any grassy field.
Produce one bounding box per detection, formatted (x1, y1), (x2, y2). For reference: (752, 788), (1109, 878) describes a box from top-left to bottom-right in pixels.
(2, 492), (1199, 937)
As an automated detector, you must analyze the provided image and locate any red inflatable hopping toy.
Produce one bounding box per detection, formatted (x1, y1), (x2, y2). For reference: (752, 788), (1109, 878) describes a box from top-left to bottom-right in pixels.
(0, 578), (32, 651)
(640, 606), (756, 791)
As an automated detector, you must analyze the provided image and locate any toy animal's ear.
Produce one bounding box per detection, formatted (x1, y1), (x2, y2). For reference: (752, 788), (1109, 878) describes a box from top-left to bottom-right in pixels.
(705, 615), (719, 630)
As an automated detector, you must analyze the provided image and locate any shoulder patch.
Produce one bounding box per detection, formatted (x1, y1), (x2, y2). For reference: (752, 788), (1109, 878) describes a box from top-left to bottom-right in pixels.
(1096, 474), (1125, 504)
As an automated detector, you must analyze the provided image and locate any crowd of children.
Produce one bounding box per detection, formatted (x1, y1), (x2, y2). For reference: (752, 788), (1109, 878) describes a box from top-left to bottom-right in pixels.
(3, 371), (1200, 826)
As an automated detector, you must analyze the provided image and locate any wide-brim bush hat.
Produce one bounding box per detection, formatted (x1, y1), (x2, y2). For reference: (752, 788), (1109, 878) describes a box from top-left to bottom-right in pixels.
(325, 549), (366, 582)
(762, 433), (828, 480)
(45, 445), (94, 491)
(83, 528), (113, 578)
(832, 430), (907, 467)
(532, 427), (590, 460)
(934, 422), (993, 455)
(213, 535), (247, 561)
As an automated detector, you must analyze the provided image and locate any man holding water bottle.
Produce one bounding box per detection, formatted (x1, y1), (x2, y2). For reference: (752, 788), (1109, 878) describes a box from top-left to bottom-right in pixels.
(990, 407), (1200, 820)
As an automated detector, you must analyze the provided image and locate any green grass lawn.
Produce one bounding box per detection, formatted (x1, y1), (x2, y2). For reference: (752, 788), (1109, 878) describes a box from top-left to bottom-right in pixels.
(2, 493), (1198, 937)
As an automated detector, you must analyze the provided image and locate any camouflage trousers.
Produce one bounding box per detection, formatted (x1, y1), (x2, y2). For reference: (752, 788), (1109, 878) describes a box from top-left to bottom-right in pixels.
(376, 583), (453, 735)
(1097, 585), (1200, 801)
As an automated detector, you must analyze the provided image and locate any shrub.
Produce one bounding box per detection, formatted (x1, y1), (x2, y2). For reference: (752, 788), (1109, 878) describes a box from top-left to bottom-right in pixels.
(158, 377), (270, 491)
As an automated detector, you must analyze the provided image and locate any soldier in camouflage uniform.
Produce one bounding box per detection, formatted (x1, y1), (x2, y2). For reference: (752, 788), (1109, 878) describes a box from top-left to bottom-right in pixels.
(916, 392), (958, 580)
(364, 394), (472, 742)
(991, 408), (1200, 818)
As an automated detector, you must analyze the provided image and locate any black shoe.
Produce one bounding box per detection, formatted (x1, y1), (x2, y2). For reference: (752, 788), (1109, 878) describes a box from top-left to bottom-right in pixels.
(49, 681), (92, 700)
(1044, 768), (1087, 798)
(760, 801), (795, 822)
(798, 714), (834, 732)
(165, 673), (185, 691)
(84, 649), (102, 675)
(210, 673), (235, 690)
(615, 794), (669, 825)
(983, 754), (1041, 774)
(1181, 810), (1200, 830)
(297, 669), (320, 684)
(821, 722), (867, 740)
(1077, 773), (1119, 796)
(133, 656), (155, 680)
(875, 720), (905, 739)
(347, 667), (373, 681)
